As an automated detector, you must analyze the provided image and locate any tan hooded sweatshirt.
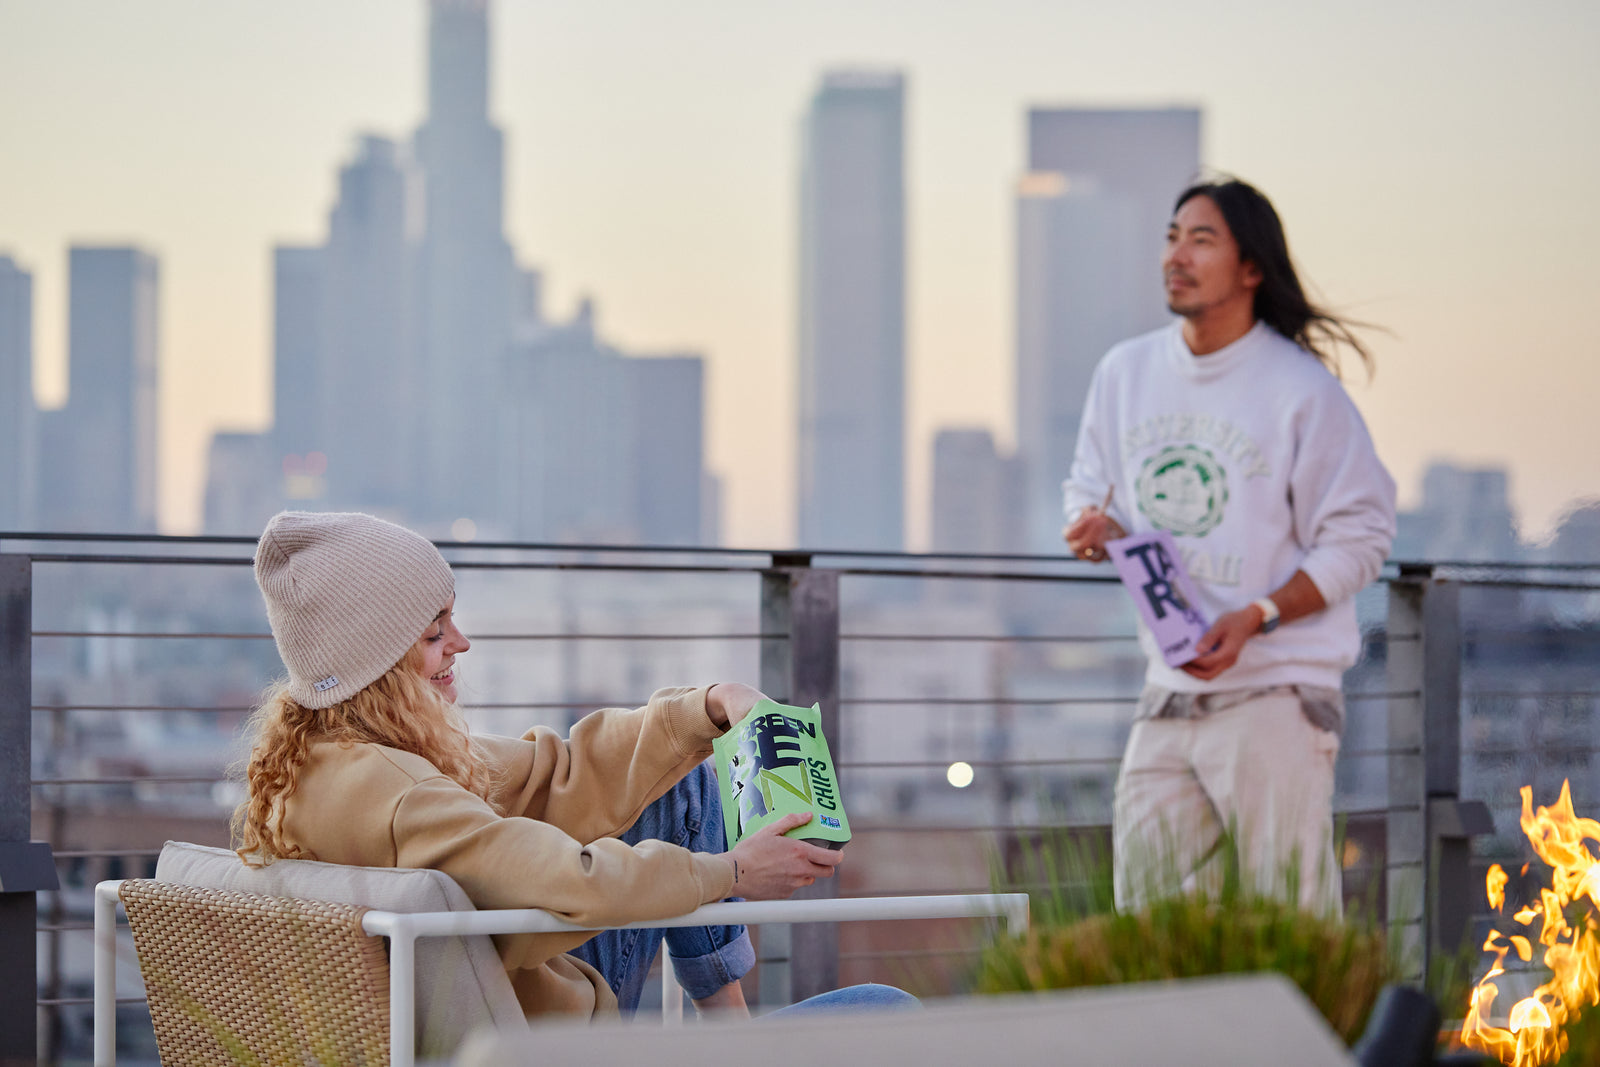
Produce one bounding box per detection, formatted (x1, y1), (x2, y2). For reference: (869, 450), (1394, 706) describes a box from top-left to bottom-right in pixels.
(279, 685), (736, 1019)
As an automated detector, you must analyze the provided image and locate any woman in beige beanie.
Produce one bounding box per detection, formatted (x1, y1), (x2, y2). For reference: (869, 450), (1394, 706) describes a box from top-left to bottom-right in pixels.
(234, 510), (911, 1022)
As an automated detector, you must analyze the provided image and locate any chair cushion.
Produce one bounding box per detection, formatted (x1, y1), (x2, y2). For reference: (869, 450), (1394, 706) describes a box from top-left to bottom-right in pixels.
(154, 840), (526, 1058)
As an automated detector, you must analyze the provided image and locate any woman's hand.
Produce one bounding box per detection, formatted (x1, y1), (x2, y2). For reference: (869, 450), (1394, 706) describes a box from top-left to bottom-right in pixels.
(705, 682), (767, 730)
(726, 813), (843, 899)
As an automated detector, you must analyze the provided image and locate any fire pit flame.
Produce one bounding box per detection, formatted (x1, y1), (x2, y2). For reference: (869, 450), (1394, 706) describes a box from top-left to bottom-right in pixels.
(1460, 780), (1600, 1066)
(1508, 998), (1551, 1033)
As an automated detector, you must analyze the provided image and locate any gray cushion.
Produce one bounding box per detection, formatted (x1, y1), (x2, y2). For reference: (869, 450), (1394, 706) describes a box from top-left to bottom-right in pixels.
(154, 840), (526, 1058)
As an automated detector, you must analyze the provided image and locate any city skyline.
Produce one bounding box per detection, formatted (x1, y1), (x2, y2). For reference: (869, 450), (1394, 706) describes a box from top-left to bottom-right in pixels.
(2, 1), (1597, 548)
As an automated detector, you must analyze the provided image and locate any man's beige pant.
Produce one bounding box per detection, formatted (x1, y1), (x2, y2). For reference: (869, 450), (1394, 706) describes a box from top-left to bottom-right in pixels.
(1112, 691), (1343, 918)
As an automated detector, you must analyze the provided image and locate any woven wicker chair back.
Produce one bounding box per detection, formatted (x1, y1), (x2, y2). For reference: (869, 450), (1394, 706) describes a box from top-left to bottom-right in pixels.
(121, 879), (392, 1067)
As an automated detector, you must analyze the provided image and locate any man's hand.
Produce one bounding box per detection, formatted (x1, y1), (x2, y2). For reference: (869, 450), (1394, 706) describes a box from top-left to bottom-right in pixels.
(705, 682), (766, 730)
(1181, 605), (1264, 681)
(725, 813), (843, 900)
(1063, 506), (1126, 563)
(1183, 573), (1326, 680)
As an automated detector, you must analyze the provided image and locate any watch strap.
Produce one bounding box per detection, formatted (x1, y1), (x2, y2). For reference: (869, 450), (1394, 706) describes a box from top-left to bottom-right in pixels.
(1252, 597), (1281, 634)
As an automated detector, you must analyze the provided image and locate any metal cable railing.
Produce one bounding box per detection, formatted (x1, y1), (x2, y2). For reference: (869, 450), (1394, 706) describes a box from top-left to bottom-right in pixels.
(16, 535), (1600, 1062)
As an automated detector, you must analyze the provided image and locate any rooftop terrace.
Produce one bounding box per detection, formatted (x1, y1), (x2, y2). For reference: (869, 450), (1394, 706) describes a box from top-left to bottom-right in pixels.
(5, 532), (1599, 1063)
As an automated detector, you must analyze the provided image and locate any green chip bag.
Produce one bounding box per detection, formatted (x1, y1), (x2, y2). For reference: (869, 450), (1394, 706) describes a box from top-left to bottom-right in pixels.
(713, 700), (851, 850)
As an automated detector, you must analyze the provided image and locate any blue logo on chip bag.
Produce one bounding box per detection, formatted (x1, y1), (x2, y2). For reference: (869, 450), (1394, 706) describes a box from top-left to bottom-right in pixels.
(820, 815), (841, 829)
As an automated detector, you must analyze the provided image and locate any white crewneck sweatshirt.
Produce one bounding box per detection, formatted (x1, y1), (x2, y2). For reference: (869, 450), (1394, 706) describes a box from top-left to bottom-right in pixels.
(1064, 321), (1397, 692)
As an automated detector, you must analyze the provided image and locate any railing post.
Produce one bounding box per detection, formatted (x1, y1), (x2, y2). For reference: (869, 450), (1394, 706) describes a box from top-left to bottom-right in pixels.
(1, 554), (55, 1067)
(757, 553), (841, 1006)
(1385, 565), (1464, 983)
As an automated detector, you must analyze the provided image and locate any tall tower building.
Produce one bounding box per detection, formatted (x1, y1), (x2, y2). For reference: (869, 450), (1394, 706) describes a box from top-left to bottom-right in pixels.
(321, 135), (417, 513)
(39, 247), (159, 532)
(271, 244), (326, 501)
(268, 137), (415, 517)
(930, 428), (1022, 558)
(796, 70), (906, 552)
(414, 0), (514, 532)
(630, 355), (705, 546)
(1014, 107), (1200, 552)
(0, 255), (35, 530)
(505, 304), (708, 545)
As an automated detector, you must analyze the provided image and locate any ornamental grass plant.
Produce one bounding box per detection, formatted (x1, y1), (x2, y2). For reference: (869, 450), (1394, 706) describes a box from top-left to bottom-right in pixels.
(1556, 1000), (1600, 1066)
(978, 823), (1405, 1046)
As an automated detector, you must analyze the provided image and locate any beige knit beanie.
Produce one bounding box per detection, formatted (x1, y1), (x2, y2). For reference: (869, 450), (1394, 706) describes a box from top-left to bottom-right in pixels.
(254, 511), (456, 710)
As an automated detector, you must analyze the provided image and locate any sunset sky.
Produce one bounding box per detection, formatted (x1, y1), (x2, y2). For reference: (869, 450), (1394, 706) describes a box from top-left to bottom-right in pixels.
(2, 0), (1596, 548)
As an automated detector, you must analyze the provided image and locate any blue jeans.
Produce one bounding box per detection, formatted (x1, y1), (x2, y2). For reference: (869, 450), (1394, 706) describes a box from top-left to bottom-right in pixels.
(567, 761), (755, 1011)
(567, 761), (920, 1017)
(766, 984), (920, 1017)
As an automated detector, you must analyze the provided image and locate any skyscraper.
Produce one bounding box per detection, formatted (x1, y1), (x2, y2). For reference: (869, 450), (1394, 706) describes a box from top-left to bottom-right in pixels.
(321, 135), (417, 513)
(796, 70), (906, 552)
(271, 244), (326, 503)
(202, 431), (279, 535)
(929, 428), (1023, 558)
(39, 247), (159, 532)
(414, 0), (514, 532)
(0, 255), (35, 530)
(629, 355), (706, 546)
(505, 303), (708, 545)
(1014, 107), (1200, 552)
(1014, 172), (1142, 553)
(1395, 463), (1521, 563)
(928, 428), (1025, 609)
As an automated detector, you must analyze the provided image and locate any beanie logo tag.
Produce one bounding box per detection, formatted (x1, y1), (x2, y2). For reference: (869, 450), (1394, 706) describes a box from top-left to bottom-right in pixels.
(313, 675), (341, 693)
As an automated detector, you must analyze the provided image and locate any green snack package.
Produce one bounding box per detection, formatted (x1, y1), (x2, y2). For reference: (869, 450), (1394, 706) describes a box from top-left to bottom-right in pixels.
(713, 699), (851, 851)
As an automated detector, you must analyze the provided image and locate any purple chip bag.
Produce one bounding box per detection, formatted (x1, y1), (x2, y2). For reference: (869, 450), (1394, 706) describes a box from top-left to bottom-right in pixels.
(1106, 530), (1210, 667)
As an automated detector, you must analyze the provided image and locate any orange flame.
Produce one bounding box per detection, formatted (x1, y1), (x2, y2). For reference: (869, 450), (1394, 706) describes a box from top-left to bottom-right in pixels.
(1460, 781), (1600, 1065)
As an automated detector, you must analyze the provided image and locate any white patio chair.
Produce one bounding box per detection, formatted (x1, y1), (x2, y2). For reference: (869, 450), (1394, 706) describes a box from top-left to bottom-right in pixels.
(93, 840), (1029, 1067)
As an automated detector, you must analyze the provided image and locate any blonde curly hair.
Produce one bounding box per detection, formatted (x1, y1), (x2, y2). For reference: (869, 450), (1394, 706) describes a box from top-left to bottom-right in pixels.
(231, 645), (499, 865)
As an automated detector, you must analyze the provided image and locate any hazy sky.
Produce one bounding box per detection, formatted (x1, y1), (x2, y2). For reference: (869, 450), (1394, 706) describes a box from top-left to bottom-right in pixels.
(2, 0), (1596, 548)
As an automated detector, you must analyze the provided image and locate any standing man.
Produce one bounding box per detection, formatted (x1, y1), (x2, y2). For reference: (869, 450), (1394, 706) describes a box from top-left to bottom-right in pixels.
(1063, 178), (1396, 917)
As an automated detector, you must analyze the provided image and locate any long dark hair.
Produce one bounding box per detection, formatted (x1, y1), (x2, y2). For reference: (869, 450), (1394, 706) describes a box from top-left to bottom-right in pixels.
(1175, 178), (1374, 378)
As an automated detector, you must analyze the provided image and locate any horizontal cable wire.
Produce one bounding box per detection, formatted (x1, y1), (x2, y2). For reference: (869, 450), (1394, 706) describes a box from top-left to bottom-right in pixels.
(841, 632), (1137, 643)
(840, 696), (1137, 706)
(844, 747), (1420, 770)
(31, 630), (272, 640)
(840, 947), (984, 962)
(1467, 689), (1600, 699)
(3, 532), (1577, 569)
(27, 553), (255, 567)
(27, 628), (1159, 644)
(34, 776), (222, 786)
(30, 629), (776, 642)
(33, 704), (253, 714)
(842, 757), (1121, 770)
(28, 693), (1415, 712)
(1466, 744), (1600, 757)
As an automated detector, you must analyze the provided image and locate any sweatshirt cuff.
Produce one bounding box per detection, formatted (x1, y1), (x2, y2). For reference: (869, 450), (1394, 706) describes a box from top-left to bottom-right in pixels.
(656, 685), (724, 761)
(692, 850), (736, 903)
